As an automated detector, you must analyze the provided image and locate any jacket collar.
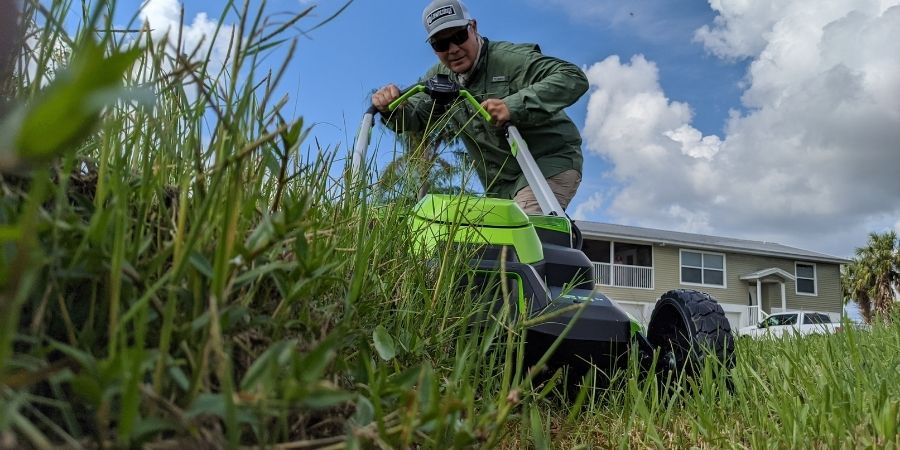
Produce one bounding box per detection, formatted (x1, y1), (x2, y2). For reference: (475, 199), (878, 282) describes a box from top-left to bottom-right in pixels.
(457, 36), (489, 87)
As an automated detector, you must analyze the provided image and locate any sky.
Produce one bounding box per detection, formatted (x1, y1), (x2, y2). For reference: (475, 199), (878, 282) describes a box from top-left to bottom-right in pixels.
(124, 0), (900, 260)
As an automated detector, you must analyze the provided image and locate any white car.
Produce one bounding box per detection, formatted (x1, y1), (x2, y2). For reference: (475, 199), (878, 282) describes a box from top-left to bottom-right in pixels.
(737, 311), (842, 339)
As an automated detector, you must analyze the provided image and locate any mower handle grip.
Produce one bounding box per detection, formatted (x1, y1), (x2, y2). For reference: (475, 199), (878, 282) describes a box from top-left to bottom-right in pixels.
(386, 85), (425, 112)
(367, 85), (423, 117)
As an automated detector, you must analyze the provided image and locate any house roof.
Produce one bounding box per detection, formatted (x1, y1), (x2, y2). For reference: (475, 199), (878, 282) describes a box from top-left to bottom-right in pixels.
(575, 221), (851, 265)
(740, 268), (797, 281)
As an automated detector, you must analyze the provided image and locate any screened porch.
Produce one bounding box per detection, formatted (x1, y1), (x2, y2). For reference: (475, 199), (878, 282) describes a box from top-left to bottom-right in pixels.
(581, 239), (654, 289)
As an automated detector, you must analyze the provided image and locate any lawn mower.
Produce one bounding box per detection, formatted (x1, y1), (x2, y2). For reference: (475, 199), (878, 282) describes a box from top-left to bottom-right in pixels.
(352, 74), (735, 381)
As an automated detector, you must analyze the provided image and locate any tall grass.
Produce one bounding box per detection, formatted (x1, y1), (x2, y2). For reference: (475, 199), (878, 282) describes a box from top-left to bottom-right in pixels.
(1, 1), (898, 449)
(0, 0), (562, 447)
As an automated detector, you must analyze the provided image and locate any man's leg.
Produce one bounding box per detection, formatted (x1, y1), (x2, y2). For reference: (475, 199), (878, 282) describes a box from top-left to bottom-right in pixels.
(513, 169), (582, 214)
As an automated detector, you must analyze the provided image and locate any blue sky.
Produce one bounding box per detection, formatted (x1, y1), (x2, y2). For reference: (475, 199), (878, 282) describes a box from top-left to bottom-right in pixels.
(128, 0), (900, 260)
(291, 1), (744, 193)
(284, 0), (747, 219)
(287, 0), (745, 134)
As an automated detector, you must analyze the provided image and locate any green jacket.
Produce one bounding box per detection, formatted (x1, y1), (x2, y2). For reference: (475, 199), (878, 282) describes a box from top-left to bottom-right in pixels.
(384, 38), (588, 198)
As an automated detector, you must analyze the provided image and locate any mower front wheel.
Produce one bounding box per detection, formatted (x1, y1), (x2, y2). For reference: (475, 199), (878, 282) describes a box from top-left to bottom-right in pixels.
(646, 289), (735, 378)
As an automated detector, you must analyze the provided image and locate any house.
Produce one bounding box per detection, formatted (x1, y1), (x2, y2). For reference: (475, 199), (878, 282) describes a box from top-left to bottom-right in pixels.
(575, 221), (851, 330)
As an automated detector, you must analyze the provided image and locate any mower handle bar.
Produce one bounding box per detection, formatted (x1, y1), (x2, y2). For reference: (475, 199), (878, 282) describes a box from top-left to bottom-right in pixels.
(352, 80), (566, 218)
(386, 85), (494, 124)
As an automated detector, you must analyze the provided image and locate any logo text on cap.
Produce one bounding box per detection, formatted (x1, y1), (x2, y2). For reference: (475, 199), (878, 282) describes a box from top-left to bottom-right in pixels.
(426, 6), (456, 26)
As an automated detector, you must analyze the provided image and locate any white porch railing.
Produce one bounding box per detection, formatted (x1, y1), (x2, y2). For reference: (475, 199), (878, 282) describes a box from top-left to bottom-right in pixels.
(592, 262), (654, 289)
(747, 305), (770, 326)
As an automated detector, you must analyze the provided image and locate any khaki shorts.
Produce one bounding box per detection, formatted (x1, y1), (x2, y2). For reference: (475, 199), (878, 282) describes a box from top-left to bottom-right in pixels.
(513, 169), (582, 214)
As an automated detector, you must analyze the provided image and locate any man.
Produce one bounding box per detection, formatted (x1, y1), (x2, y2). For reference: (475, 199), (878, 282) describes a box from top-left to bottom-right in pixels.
(372, 0), (588, 214)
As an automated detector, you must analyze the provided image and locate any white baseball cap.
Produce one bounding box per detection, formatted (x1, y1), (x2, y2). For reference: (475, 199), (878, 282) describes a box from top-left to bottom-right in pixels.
(422, 0), (473, 40)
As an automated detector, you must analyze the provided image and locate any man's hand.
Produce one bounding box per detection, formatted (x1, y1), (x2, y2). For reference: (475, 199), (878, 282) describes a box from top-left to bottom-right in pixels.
(481, 98), (510, 126)
(372, 84), (401, 114)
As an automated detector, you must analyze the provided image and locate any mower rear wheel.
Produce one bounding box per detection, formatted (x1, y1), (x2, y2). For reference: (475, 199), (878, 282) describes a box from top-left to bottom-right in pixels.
(646, 289), (735, 378)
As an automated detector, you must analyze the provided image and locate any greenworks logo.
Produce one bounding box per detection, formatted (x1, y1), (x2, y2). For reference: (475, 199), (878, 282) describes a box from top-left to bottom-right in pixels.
(426, 6), (455, 25)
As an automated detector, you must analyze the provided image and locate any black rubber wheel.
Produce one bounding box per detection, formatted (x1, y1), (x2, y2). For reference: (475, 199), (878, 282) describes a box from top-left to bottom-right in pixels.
(646, 289), (735, 377)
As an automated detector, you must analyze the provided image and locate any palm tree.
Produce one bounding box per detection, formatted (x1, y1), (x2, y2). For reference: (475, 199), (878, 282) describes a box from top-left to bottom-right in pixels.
(842, 231), (900, 323)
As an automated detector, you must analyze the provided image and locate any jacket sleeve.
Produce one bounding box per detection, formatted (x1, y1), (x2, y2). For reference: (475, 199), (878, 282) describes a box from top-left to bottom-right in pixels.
(503, 48), (588, 126)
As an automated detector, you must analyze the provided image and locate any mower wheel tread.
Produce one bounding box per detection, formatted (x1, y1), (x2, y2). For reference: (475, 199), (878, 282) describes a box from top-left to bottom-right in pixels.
(647, 289), (735, 376)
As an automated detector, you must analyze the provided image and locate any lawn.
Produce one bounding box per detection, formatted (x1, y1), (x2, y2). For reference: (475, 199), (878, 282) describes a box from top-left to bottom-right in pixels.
(1, 1), (897, 448)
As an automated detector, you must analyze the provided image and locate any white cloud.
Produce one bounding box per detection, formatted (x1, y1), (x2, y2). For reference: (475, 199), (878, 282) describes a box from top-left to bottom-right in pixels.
(693, 0), (782, 60)
(140, 0), (235, 76)
(664, 125), (720, 160)
(572, 191), (606, 221)
(666, 205), (712, 234)
(582, 54), (722, 225)
(581, 1), (900, 257)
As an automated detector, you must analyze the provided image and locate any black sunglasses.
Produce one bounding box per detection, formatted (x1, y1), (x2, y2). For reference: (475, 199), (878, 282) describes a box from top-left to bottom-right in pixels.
(429, 25), (470, 52)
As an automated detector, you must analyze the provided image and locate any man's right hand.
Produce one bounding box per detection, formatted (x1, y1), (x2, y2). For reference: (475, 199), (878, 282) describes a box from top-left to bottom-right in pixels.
(372, 84), (401, 114)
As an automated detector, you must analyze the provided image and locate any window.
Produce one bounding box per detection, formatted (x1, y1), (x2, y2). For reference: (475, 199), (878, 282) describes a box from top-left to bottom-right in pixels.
(796, 262), (817, 295)
(582, 239), (611, 263)
(761, 314), (798, 327)
(680, 250), (726, 287)
(582, 240), (653, 266)
(613, 242), (653, 267)
(803, 313), (831, 325)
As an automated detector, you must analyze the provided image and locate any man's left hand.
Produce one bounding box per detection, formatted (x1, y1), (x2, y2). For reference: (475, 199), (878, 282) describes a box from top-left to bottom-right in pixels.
(481, 99), (510, 126)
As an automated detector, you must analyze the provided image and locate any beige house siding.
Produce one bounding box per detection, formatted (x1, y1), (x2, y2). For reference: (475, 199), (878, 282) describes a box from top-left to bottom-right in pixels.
(726, 253), (843, 313)
(791, 263), (843, 312)
(591, 241), (844, 315)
